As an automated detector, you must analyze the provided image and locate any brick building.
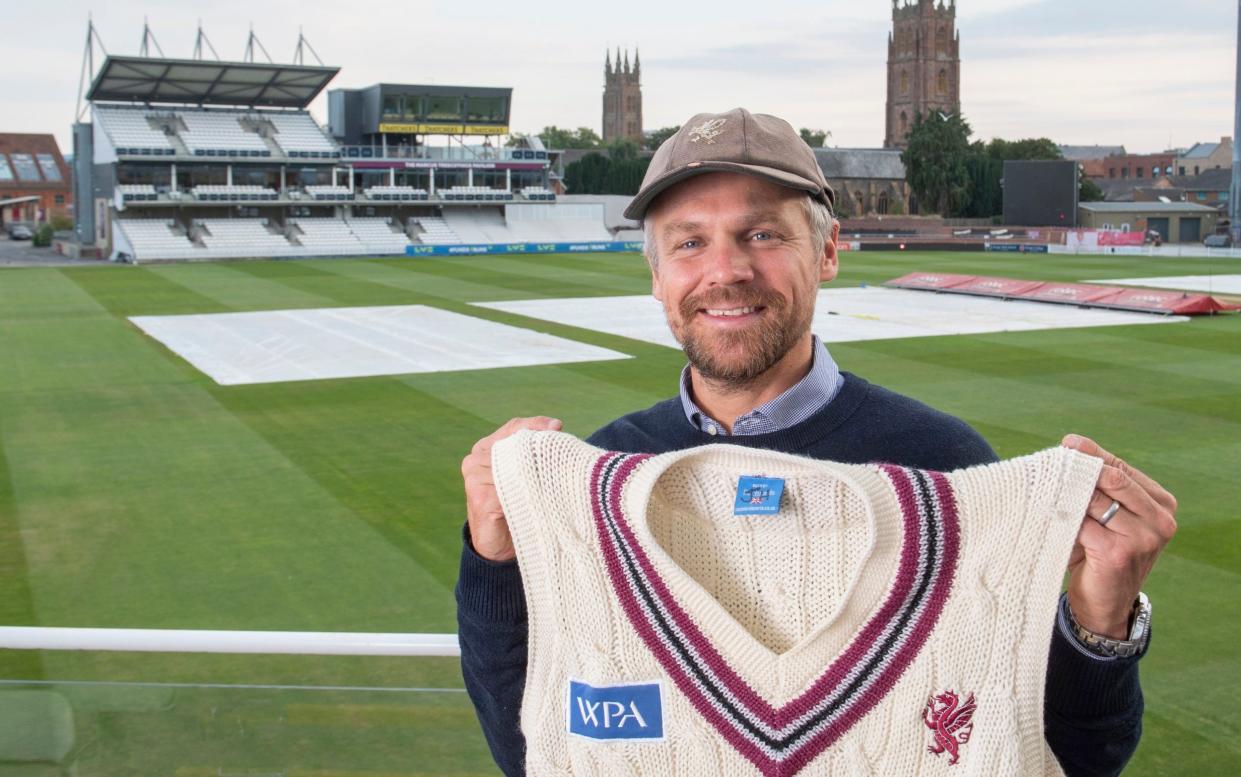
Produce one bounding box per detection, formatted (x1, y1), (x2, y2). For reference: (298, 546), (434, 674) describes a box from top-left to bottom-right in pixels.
(1176, 137), (1231, 177)
(1083, 152), (1176, 182)
(885, 0), (961, 148)
(0, 133), (73, 226)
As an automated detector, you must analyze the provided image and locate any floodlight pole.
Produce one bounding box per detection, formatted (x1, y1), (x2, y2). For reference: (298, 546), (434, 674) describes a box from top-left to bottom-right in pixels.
(1231, 0), (1241, 239)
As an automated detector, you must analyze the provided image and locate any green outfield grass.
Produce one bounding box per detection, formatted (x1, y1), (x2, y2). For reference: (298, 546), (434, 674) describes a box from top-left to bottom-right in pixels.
(0, 250), (1237, 774)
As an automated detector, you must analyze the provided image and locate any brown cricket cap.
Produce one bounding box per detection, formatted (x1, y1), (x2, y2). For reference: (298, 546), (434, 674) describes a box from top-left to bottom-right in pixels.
(623, 107), (836, 221)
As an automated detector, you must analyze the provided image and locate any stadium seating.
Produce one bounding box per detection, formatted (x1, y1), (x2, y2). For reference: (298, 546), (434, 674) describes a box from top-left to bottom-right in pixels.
(440, 186), (514, 202)
(305, 185), (355, 201)
(117, 184), (159, 202)
(521, 186), (556, 201)
(345, 218), (414, 254)
(95, 107), (176, 155)
(363, 186), (430, 201)
(191, 185), (279, 202)
(197, 219), (301, 258)
(115, 219), (203, 260)
(412, 217), (462, 245)
(289, 217), (369, 255)
(268, 112), (340, 158)
(177, 111), (271, 157)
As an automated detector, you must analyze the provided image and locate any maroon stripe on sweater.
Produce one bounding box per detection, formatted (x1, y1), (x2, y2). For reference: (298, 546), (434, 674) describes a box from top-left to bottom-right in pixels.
(588, 453), (960, 776)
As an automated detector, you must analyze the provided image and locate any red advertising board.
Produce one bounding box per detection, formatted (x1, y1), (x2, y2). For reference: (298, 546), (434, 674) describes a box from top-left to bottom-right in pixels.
(1096, 231), (1146, 247)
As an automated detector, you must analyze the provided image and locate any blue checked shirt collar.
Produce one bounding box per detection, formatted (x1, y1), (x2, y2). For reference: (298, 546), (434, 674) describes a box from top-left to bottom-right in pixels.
(678, 336), (845, 437)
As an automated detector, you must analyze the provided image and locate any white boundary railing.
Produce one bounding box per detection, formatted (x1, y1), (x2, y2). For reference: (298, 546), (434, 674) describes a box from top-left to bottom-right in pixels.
(0, 627), (459, 657)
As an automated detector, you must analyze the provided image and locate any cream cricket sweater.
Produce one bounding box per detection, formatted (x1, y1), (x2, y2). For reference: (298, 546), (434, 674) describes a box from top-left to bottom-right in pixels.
(492, 431), (1103, 777)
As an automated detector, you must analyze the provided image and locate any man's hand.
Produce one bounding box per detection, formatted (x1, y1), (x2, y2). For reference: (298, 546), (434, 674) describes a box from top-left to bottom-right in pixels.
(1062, 434), (1177, 639)
(462, 417), (563, 562)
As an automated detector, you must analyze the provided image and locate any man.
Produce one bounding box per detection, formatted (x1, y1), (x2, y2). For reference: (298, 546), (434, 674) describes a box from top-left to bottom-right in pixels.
(457, 109), (1176, 776)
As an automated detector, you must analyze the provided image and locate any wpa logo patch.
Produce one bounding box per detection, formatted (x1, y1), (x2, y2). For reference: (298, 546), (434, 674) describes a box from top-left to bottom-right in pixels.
(567, 680), (664, 741)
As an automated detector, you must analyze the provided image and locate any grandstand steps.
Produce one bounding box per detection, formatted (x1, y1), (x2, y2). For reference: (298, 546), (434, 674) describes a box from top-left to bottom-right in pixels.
(254, 130), (286, 158)
(162, 126), (192, 157)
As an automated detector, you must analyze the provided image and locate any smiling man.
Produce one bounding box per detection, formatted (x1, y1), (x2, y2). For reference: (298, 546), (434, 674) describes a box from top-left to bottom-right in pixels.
(457, 109), (1174, 776)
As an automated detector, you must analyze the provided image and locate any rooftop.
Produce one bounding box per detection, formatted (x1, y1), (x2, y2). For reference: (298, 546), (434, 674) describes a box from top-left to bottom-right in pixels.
(814, 148), (906, 181)
(1079, 201), (1218, 213)
(1059, 144), (1126, 160)
(88, 56), (339, 109)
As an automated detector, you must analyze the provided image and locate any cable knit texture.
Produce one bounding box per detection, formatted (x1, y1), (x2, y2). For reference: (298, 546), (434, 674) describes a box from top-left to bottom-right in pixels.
(492, 431), (1102, 777)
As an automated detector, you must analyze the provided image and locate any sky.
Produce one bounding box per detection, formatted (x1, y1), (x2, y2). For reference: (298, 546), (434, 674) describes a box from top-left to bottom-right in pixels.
(4, 0), (1235, 155)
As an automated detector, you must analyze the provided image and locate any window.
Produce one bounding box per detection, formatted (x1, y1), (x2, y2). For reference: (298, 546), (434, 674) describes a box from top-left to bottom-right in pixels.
(54, 195), (65, 205)
(1121, 168), (1128, 178)
(937, 69), (947, 95)
(1179, 166), (1186, 175)
(37, 154), (61, 182)
(1152, 166), (1159, 178)
(878, 191), (890, 215)
(425, 96), (461, 121)
(1194, 166), (1200, 174)
(900, 71), (908, 94)
(382, 95), (403, 121)
(1136, 167), (1143, 178)
(1108, 168), (1116, 178)
(937, 26), (948, 55)
(1197, 192), (1207, 200)
(465, 96), (505, 123)
(10, 153), (40, 182)
(900, 112), (908, 136)
(1164, 165), (1172, 175)
(0, 155), (12, 182)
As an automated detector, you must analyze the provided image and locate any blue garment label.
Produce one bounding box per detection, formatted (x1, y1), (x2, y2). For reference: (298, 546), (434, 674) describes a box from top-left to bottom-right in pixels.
(734, 475), (785, 515)
(567, 680), (664, 740)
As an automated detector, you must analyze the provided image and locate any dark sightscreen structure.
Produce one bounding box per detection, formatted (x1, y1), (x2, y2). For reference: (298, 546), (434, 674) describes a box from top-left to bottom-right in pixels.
(1002, 160), (1078, 227)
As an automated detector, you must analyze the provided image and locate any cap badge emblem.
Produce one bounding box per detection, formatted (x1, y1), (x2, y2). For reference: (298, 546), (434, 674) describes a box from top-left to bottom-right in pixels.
(689, 118), (727, 144)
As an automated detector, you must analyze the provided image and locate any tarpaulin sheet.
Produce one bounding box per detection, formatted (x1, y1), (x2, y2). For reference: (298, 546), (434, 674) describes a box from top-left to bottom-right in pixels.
(885, 272), (1238, 315)
(130, 305), (631, 386)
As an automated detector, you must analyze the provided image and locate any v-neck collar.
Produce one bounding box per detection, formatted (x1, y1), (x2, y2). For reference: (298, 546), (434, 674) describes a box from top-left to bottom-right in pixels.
(589, 446), (961, 777)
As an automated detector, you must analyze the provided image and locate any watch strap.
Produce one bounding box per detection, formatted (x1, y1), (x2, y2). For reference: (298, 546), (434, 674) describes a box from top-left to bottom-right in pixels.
(1068, 592), (1151, 658)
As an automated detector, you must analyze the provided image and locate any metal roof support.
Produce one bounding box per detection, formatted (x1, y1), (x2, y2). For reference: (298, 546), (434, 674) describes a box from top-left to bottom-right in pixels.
(193, 20), (221, 61)
(293, 28), (325, 66)
(74, 15), (108, 122)
(138, 17), (166, 58)
(243, 25), (274, 64)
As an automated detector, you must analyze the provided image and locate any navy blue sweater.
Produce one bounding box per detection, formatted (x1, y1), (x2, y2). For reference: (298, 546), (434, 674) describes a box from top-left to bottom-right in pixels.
(456, 372), (1143, 776)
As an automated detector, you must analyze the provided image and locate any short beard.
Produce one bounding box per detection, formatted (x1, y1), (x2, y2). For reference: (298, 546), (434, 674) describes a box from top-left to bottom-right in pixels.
(672, 286), (812, 392)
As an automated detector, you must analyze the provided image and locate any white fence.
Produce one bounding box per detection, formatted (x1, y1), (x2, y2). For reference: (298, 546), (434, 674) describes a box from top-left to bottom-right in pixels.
(0, 627), (459, 656)
(1048, 244), (1241, 259)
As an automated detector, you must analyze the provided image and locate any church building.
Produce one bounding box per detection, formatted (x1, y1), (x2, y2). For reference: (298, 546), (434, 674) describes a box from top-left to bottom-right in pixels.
(885, 0), (961, 148)
(603, 49), (643, 145)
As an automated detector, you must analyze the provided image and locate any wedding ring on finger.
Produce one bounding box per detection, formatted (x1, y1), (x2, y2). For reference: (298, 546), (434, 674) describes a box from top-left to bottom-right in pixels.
(1097, 500), (1121, 527)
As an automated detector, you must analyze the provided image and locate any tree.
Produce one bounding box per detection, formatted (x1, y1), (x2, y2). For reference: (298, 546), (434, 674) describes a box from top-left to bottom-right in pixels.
(563, 151), (650, 195)
(799, 128), (831, 147)
(606, 138), (640, 161)
(564, 152), (611, 194)
(961, 151), (1003, 218)
(1079, 176), (1105, 202)
(536, 126), (602, 150)
(902, 111), (973, 216)
(645, 125), (680, 151)
(983, 137), (1061, 161)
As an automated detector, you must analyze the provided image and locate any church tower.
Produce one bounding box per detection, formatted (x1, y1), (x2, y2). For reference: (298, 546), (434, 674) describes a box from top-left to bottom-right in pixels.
(603, 48), (643, 144)
(885, 0), (961, 148)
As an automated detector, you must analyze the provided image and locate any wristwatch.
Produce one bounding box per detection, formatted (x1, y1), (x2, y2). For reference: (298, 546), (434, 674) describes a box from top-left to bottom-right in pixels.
(1068, 592), (1151, 658)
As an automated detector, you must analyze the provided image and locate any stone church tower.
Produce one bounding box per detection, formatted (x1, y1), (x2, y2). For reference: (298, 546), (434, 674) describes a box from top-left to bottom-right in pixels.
(602, 48), (643, 144)
(885, 0), (961, 148)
